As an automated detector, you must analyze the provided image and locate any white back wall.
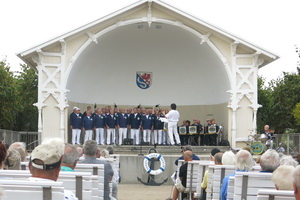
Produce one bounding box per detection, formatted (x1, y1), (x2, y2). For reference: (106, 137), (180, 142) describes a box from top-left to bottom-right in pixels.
(67, 23), (230, 106)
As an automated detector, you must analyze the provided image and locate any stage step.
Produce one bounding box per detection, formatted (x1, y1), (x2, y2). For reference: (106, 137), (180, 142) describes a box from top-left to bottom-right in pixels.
(97, 145), (230, 155)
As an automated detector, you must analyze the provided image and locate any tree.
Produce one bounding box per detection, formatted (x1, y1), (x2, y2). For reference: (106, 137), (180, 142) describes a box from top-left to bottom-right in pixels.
(269, 67), (300, 133)
(14, 64), (38, 131)
(0, 59), (18, 129)
(294, 102), (300, 126)
(257, 76), (273, 131)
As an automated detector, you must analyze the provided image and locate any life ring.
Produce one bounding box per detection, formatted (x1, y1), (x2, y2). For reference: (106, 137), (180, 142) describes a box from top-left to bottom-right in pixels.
(143, 153), (166, 175)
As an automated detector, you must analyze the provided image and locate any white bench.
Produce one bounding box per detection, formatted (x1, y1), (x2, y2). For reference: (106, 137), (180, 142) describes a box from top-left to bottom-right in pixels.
(0, 179), (64, 200)
(75, 163), (105, 200)
(194, 161), (211, 199)
(227, 176), (235, 200)
(257, 189), (295, 200)
(186, 160), (201, 199)
(234, 172), (275, 200)
(0, 170), (94, 200)
(206, 163), (215, 200)
(212, 165), (236, 200)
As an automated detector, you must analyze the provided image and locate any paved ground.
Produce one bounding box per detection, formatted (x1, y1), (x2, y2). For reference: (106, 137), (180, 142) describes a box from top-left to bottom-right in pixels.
(118, 184), (173, 200)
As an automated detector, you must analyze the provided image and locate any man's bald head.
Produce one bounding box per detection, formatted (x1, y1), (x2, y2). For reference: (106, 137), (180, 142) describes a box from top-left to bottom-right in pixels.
(184, 150), (193, 162)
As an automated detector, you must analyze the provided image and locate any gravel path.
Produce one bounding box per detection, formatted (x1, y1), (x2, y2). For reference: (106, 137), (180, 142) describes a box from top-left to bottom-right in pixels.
(118, 184), (173, 200)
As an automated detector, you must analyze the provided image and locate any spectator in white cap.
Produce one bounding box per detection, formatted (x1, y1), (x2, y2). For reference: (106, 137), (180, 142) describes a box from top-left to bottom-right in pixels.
(28, 138), (78, 200)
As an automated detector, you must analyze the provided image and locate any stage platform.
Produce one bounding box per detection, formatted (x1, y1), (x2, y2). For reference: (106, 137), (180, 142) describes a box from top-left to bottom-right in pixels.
(98, 144), (230, 155)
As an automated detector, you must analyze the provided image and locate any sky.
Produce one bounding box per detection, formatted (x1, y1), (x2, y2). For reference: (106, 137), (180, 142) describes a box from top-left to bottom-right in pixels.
(1, 0), (299, 82)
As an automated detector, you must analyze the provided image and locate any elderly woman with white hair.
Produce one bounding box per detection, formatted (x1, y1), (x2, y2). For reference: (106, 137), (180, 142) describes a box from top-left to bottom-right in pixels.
(260, 149), (280, 172)
(221, 151), (235, 165)
(280, 155), (298, 167)
(272, 165), (295, 190)
(220, 150), (254, 200)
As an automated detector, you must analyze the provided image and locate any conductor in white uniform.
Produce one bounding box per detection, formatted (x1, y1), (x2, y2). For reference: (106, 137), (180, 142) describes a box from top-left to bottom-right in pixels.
(162, 103), (181, 146)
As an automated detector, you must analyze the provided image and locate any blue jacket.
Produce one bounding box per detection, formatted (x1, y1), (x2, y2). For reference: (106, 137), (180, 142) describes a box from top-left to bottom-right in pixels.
(106, 114), (117, 128)
(117, 113), (129, 128)
(94, 114), (105, 128)
(82, 115), (93, 130)
(153, 114), (164, 130)
(220, 170), (247, 200)
(70, 112), (82, 129)
(129, 113), (141, 129)
(141, 115), (153, 129)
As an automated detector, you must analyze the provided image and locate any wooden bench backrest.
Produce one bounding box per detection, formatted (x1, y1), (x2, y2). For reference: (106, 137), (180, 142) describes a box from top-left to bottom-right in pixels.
(0, 179), (64, 200)
(257, 189), (294, 200)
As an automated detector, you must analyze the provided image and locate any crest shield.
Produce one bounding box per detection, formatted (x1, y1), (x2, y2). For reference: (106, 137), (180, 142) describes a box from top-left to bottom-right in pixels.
(136, 71), (152, 89)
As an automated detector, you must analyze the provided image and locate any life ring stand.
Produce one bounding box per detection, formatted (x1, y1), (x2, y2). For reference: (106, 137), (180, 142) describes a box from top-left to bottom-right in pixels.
(143, 153), (166, 176)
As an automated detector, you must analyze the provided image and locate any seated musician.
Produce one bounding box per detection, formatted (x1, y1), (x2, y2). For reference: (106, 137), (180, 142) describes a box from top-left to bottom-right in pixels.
(179, 120), (190, 145)
(203, 119), (212, 146)
(209, 119), (219, 146)
(190, 118), (203, 146)
(262, 125), (274, 140)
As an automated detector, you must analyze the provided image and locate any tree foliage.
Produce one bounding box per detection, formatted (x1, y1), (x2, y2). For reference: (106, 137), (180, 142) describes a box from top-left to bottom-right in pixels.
(294, 102), (300, 126)
(258, 67), (300, 133)
(0, 59), (18, 129)
(0, 59), (37, 131)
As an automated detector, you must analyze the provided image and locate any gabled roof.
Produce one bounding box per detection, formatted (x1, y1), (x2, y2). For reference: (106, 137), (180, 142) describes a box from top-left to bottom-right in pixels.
(17, 0), (279, 66)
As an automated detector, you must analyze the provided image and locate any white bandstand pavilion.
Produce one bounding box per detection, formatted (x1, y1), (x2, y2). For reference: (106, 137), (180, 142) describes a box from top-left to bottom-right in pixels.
(18, 0), (278, 148)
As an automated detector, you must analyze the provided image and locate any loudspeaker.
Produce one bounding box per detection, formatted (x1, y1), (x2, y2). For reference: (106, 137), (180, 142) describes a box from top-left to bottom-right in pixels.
(141, 142), (150, 145)
(123, 138), (133, 145)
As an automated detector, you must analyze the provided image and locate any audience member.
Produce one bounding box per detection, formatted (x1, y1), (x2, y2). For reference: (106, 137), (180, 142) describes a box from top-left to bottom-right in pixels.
(201, 149), (222, 200)
(222, 151), (235, 165)
(294, 165), (300, 200)
(175, 145), (200, 166)
(280, 155), (298, 167)
(172, 150), (194, 200)
(61, 144), (80, 172)
(220, 150), (253, 200)
(214, 152), (223, 165)
(107, 146), (114, 155)
(100, 149), (110, 159)
(272, 165), (295, 190)
(0, 141), (7, 169)
(28, 138), (77, 200)
(3, 149), (21, 170)
(260, 149), (280, 172)
(79, 140), (114, 200)
(8, 142), (27, 162)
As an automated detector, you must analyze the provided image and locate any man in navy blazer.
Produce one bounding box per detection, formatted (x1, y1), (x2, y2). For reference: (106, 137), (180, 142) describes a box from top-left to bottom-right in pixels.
(70, 107), (82, 145)
(82, 110), (94, 143)
(106, 109), (117, 145)
(129, 107), (141, 145)
(117, 108), (129, 145)
(141, 109), (153, 143)
(94, 108), (106, 145)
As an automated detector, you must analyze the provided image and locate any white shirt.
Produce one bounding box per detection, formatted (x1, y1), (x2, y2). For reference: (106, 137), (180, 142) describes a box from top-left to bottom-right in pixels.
(165, 110), (180, 122)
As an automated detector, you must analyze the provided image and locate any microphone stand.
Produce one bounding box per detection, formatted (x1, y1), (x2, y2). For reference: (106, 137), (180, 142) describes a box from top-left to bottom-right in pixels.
(138, 128), (144, 156)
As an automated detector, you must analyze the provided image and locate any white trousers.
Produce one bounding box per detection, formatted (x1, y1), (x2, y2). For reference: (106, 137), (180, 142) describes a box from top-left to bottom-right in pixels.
(154, 130), (162, 144)
(168, 122), (181, 145)
(96, 128), (105, 145)
(107, 128), (115, 145)
(119, 128), (127, 145)
(72, 129), (81, 144)
(143, 129), (151, 143)
(84, 130), (93, 143)
(131, 129), (140, 145)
